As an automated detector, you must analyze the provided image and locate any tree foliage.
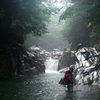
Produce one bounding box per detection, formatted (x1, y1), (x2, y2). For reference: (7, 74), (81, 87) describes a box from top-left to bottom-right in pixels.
(61, 16), (92, 49)
(60, 0), (100, 49)
(0, 0), (56, 53)
(25, 13), (70, 51)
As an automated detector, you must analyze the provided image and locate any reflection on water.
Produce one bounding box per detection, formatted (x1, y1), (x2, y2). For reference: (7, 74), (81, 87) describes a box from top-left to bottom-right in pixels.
(0, 73), (100, 100)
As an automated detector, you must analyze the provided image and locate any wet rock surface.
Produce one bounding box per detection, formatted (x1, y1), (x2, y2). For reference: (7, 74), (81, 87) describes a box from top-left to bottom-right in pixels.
(22, 46), (63, 76)
(21, 46), (46, 76)
(74, 47), (100, 85)
(58, 48), (75, 70)
(58, 46), (100, 85)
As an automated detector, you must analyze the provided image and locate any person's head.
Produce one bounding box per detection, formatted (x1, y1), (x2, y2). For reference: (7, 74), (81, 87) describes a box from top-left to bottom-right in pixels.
(69, 67), (73, 72)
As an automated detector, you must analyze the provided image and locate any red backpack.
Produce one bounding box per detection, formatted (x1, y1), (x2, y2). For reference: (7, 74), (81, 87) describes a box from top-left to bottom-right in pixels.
(64, 73), (71, 82)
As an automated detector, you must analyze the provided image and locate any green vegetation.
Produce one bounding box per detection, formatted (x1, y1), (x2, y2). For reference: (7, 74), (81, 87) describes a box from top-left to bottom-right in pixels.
(60, 0), (100, 49)
(0, 0), (59, 78)
(1, 0), (100, 77)
(25, 12), (70, 51)
(0, 0), (57, 54)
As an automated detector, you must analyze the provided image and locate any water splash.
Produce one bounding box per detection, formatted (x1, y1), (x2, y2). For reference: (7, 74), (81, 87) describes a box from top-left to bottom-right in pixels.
(45, 57), (59, 73)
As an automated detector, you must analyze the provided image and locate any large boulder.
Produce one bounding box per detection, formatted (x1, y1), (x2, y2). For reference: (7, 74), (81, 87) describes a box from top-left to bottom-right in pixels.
(21, 46), (47, 76)
(58, 46), (100, 85)
(74, 47), (100, 85)
(51, 48), (62, 59)
(58, 48), (75, 70)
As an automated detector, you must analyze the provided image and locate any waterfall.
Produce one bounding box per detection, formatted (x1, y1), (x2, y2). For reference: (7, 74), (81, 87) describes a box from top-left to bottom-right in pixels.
(45, 57), (59, 73)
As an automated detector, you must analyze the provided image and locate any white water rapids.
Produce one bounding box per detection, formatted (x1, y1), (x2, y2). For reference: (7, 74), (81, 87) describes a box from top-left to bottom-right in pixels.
(45, 57), (59, 73)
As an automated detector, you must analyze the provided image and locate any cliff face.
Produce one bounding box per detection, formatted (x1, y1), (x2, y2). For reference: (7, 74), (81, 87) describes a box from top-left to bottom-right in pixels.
(58, 48), (75, 70)
(58, 46), (100, 85)
(22, 46), (46, 76)
(74, 47), (100, 85)
(0, 53), (16, 78)
(0, 48), (24, 78)
(0, 46), (47, 78)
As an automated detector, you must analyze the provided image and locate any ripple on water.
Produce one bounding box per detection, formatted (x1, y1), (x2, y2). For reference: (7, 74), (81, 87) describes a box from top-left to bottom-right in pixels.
(0, 74), (100, 100)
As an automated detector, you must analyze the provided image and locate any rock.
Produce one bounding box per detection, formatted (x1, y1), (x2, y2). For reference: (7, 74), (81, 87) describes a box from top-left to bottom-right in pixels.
(83, 75), (91, 85)
(21, 46), (46, 76)
(58, 48), (75, 70)
(51, 49), (62, 59)
(93, 71), (99, 83)
(59, 46), (100, 85)
(74, 46), (100, 85)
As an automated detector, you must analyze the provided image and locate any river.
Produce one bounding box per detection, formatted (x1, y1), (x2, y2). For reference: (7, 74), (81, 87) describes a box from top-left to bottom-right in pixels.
(0, 72), (100, 100)
(0, 57), (100, 100)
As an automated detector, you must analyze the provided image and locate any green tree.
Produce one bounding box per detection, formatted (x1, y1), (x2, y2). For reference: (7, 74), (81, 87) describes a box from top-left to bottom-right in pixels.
(0, 0), (57, 77)
(0, 0), (56, 53)
(25, 11), (70, 51)
(61, 16), (92, 50)
(60, 0), (100, 49)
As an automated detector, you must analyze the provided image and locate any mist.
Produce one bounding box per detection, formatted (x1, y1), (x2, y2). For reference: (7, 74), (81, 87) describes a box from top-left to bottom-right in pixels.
(25, 9), (71, 51)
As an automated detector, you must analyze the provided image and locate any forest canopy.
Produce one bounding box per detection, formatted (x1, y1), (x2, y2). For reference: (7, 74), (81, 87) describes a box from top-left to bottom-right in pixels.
(0, 0), (57, 53)
(1, 0), (100, 52)
(59, 0), (100, 49)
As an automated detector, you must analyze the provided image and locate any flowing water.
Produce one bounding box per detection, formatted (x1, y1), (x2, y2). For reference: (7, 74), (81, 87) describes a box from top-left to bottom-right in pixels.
(45, 57), (59, 73)
(0, 58), (100, 100)
(0, 73), (100, 100)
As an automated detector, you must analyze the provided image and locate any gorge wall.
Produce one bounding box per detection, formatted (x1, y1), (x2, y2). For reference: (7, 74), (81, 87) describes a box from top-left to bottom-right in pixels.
(0, 46), (48, 78)
(58, 46), (100, 85)
(74, 47), (100, 85)
(58, 48), (75, 71)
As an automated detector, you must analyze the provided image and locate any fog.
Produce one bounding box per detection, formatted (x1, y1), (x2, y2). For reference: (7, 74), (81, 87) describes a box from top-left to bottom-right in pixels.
(25, 8), (70, 51)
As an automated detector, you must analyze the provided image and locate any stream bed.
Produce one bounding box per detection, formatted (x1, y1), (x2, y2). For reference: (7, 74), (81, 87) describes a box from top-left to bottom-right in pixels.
(0, 72), (100, 100)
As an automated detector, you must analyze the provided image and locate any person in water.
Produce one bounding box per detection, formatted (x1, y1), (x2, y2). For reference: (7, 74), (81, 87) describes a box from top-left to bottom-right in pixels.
(64, 67), (74, 91)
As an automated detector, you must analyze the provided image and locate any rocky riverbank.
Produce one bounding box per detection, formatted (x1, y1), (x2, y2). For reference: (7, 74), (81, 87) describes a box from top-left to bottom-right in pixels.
(58, 46), (100, 85)
(74, 47), (100, 85)
(1, 43), (100, 84)
(20, 46), (63, 76)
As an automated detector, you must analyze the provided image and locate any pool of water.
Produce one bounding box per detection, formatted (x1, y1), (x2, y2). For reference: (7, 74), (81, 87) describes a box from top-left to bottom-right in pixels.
(0, 72), (100, 100)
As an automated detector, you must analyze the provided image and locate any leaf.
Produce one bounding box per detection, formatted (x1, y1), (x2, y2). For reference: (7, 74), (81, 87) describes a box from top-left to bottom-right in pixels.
(87, 22), (91, 27)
